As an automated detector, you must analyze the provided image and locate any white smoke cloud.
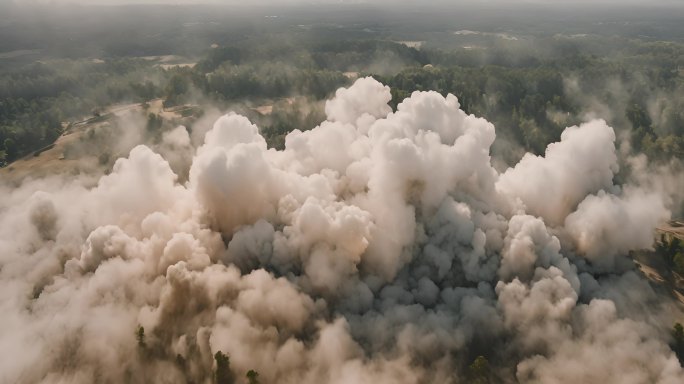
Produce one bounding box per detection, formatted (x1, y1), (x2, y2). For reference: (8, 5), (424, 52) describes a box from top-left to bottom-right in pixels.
(564, 188), (669, 270)
(496, 119), (619, 226)
(0, 77), (681, 383)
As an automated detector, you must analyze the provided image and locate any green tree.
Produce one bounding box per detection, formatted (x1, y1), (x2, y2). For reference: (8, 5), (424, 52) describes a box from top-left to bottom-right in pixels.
(656, 234), (668, 254)
(672, 323), (684, 363)
(145, 113), (163, 135)
(215, 351), (234, 384)
(519, 118), (549, 155)
(659, 236), (683, 268)
(136, 325), (146, 348)
(668, 238), (682, 258)
(3, 138), (17, 161)
(674, 252), (684, 275)
(626, 103), (655, 151)
(468, 355), (491, 384)
(246, 369), (260, 384)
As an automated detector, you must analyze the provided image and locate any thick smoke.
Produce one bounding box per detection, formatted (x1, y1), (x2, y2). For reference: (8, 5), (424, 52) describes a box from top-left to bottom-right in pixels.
(0, 77), (681, 383)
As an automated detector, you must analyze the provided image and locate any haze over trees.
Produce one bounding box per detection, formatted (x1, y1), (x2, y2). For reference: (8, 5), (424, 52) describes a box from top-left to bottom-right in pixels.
(1, 2), (684, 384)
(2, 12), (683, 166)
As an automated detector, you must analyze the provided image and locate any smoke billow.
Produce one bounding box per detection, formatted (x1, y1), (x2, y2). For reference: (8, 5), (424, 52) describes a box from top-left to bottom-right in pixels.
(0, 77), (681, 383)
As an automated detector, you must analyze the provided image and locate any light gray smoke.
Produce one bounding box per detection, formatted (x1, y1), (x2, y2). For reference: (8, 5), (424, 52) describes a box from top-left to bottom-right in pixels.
(0, 77), (681, 383)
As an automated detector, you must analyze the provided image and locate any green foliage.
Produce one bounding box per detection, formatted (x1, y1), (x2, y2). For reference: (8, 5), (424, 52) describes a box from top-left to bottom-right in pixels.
(163, 68), (206, 108)
(0, 58), (164, 165)
(246, 369), (259, 384)
(380, 46), (684, 160)
(214, 351), (234, 384)
(136, 325), (145, 348)
(3, 32), (684, 169)
(175, 353), (186, 367)
(203, 64), (348, 102)
(260, 99), (326, 149)
(379, 65), (573, 155)
(672, 323), (684, 363)
(310, 40), (428, 72)
(674, 251), (684, 275)
(627, 103), (655, 152)
(669, 238), (682, 256)
(3, 138), (17, 161)
(98, 152), (111, 166)
(146, 113), (163, 135)
(196, 47), (243, 73)
(658, 236), (684, 275)
(468, 355), (491, 384)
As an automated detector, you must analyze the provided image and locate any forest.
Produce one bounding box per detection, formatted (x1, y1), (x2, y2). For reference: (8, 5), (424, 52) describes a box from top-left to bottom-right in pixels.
(2, 3), (684, 384)
(2, 31), (683, 165)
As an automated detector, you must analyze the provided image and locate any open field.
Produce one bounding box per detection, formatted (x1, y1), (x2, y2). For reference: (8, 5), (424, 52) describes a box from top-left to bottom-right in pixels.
(0, 99), (191, 185)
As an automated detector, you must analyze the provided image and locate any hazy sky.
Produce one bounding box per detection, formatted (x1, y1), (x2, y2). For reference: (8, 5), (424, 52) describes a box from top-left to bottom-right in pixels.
(8, 0), (684, 5)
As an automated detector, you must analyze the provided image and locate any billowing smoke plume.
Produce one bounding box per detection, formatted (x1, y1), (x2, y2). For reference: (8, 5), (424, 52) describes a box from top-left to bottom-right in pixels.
(0, 77), (681, 383)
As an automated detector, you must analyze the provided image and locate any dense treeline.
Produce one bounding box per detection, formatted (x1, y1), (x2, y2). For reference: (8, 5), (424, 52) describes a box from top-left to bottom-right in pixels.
(164, 39), (430, 108)
(378, 66), (571, 155)
(658, 235), (684, 276)
(2, 35), (684, 165)
(163, 65), (348, 108)
(134, 37), (684, 162)
(378, 50), (684, 160)
(194, 40), (429, 75)
(0, 59), (164, 163)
